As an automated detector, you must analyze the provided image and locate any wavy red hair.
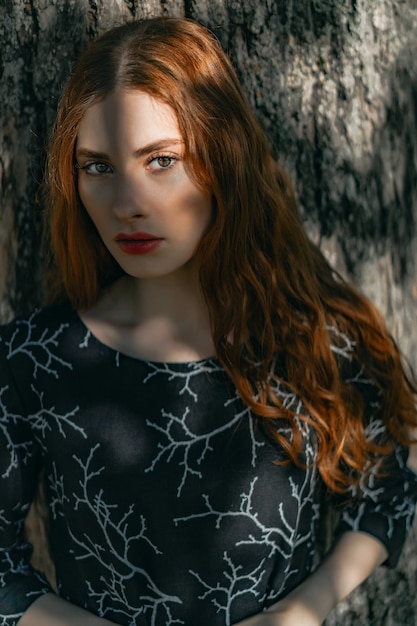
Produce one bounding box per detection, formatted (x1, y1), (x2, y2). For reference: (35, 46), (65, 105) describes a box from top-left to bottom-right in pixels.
(44, 17), (417, 492)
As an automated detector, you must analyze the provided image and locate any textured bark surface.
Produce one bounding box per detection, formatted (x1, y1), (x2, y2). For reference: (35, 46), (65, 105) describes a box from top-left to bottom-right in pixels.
(1, 0), (416, 623)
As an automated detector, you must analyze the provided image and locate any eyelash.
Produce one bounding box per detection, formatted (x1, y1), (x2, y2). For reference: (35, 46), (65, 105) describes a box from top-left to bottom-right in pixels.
(145, 153), (177, 171)
(75, 153), (178, 176)
(76, 162), (112, 176)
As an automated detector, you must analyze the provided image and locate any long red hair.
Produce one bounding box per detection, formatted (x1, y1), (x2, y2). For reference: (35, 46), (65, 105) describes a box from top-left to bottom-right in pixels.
(44, 17), (417, 492)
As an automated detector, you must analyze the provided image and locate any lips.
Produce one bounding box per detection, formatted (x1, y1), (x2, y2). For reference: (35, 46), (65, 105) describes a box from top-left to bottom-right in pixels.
(114, 232), (163, 255)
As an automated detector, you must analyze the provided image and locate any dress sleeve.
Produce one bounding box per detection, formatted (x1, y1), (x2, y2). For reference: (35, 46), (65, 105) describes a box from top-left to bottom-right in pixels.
(334, 359), (417, 568)
(0, 340), (53, 625)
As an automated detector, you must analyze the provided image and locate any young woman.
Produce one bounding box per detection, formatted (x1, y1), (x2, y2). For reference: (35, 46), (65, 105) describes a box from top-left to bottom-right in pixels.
(1, 16), (416, 626)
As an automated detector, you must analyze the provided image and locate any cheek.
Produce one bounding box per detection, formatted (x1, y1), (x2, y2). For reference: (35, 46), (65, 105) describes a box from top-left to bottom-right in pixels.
(193, 191), (213, 234)
(78, 178), (111, 219)
(172, 179), (212, 226)
(77, 178), (94, 215)
(176, 197), (212, 242)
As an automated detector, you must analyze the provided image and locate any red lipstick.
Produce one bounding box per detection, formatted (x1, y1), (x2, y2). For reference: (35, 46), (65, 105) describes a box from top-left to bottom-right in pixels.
(114, 232), (163, 255)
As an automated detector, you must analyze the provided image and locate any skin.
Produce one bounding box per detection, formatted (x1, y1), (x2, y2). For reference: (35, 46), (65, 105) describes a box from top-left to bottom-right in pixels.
(76, 89), (214, 363)
(236, 532), (387, 625)
(76, 90), (212, 284)
(18, 89), (388, 626)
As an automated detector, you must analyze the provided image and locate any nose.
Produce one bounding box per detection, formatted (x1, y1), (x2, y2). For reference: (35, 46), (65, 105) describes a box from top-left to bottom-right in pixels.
(112, 171), (147, 221)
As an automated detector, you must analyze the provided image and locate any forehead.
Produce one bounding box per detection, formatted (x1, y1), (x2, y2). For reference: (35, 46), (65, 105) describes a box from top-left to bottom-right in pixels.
(77, 89), (181, 149)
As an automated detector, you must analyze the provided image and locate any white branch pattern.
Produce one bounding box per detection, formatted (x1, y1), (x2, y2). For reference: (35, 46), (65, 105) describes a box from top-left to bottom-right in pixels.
(1, 307), (416, 625)
(190, 552), (267, 625)
(2, 313), (72, 379)
(143, 359), (224, 402)
(0, 386), (33, 479)
(53, 445), (183, 625)
(327, 324), (356, 361)
(145, 397), (264, 496)
(27, 385), (85, 443)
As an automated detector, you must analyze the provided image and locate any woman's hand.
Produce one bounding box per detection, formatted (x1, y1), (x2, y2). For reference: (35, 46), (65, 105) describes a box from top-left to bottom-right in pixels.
(17, 593), (120, 625)
(233, 599), (322, 626)
(234, 531), (388, 626)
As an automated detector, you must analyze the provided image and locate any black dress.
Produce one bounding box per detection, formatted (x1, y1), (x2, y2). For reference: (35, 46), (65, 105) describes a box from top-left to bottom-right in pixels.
(0, 304), (416, 625)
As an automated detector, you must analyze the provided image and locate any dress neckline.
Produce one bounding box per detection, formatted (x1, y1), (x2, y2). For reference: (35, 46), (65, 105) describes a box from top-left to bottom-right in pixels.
(69, 304), (219, 368)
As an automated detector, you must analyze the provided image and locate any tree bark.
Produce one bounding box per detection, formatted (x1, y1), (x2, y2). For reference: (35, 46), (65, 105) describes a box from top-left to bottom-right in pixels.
(1, 0), (416, 623)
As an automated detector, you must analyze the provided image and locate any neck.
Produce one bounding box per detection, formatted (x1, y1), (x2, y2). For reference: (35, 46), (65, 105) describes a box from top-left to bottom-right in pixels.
(80, 266), (215, 362)
(122, 266), (208, 324)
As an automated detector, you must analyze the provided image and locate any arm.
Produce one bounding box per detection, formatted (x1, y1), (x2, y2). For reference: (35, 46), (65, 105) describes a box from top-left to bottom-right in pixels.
(0, 323), (122, 626)
(0, 341), (53, 625)
(17, 593), (119, 626)
(235, 530), (387, 626)
(236, 356), (417, 625)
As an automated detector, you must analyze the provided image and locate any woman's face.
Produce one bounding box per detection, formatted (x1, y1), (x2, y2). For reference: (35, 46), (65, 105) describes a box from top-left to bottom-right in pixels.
(76, 89), (212, 281)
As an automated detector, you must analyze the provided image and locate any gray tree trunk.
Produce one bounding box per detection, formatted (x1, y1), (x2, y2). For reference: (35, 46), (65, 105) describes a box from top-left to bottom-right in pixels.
(0, 0), (416, 623)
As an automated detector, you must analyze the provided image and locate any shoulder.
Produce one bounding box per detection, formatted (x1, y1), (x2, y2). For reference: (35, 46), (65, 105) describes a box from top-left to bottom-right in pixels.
(0, 301), (75, 343)
(327, 323), (370, 376)
(326, 323), (356, 363)
(326, 322), (381, 404)
(0, 302), (82, 378)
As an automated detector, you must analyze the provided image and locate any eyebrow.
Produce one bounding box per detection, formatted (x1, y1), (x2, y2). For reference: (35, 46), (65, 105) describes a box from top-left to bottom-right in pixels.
(75, 138), (184, 160)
